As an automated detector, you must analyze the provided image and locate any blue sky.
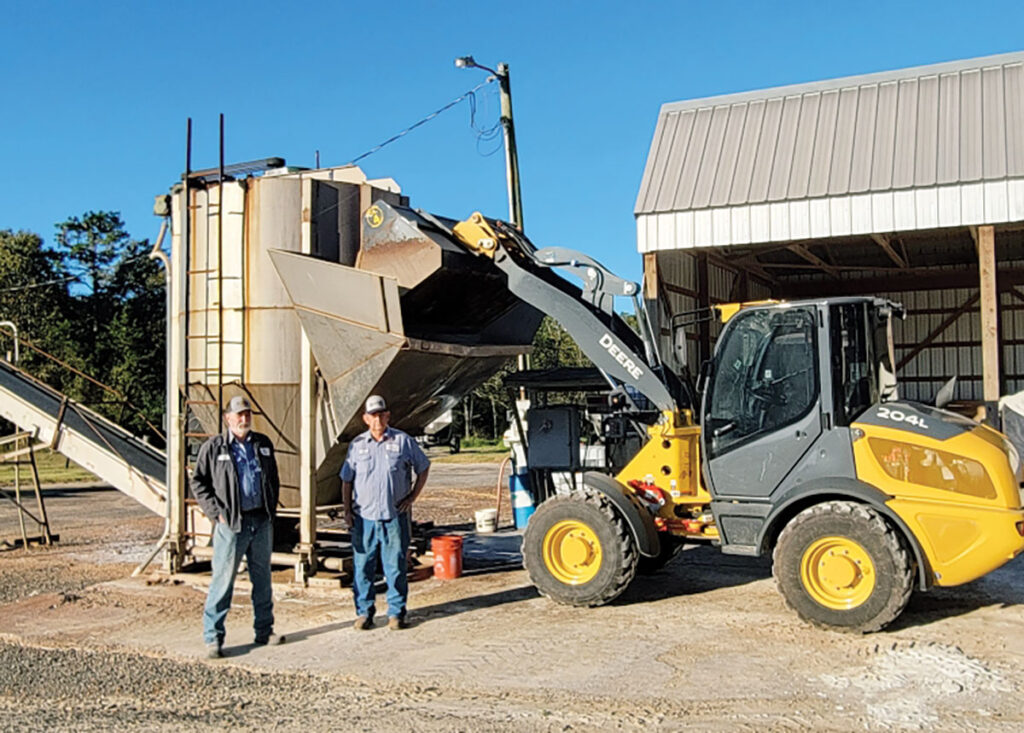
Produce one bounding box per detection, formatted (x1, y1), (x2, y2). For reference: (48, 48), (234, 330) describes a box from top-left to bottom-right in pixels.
(2, 1), (1023, 280)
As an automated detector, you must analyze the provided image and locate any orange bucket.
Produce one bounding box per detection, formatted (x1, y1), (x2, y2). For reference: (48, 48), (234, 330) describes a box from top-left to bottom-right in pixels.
(431, 535), (463, 579)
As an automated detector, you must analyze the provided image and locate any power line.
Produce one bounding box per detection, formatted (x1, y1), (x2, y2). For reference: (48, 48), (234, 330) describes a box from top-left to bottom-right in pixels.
(345, 77), (497, 166)
(0, 275), (79, 293)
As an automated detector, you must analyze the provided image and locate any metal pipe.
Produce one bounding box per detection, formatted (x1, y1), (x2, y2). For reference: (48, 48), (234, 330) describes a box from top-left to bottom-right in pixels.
(134, 217), (172, 577)
(0, 321), (19, 363)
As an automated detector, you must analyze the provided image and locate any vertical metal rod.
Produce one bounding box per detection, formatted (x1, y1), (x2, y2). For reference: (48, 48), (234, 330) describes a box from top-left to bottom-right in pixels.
(217, 113), (225, 412)
(28, 445), (51, 544)
(14, 436), (27, 547)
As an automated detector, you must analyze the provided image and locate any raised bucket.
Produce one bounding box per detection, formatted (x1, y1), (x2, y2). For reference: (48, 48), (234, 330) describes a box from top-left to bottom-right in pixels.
(431, 535), (463, 579)
(475, 508), (498, 533)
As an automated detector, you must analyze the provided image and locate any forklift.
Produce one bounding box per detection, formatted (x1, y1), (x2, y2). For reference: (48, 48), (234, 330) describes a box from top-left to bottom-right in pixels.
(380, 203), (1024, 632)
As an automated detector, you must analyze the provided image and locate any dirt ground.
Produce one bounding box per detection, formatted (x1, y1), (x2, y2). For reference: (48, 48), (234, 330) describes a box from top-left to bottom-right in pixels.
(2, 459), (1024, 731)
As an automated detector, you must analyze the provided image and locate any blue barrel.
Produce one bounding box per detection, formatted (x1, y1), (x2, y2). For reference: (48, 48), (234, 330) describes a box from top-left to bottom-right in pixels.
(510, 473), (535, 528)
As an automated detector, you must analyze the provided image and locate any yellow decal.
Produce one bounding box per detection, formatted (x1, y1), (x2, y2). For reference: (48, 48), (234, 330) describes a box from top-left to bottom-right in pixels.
(365, 205), (384, 229)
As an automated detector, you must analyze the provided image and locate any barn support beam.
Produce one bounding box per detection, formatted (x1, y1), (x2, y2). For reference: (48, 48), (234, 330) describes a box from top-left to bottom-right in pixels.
(976, 225), (1001, 426)
(696, 252), (711, 364)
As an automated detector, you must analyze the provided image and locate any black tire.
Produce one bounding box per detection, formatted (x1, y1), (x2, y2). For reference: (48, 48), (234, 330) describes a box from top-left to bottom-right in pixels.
(637, 534), (683, 575)
(522, 491), (638, 607)
(773, 501), (914, 633)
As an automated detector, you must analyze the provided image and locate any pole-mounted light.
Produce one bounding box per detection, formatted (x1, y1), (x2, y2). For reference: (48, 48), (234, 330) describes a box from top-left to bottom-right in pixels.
(455, 55), (523, 231)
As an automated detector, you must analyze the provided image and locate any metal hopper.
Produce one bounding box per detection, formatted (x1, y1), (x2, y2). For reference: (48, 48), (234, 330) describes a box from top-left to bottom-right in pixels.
(269, 200), (543, 444)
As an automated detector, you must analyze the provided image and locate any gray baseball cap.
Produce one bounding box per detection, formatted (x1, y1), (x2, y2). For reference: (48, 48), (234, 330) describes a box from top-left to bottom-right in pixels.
(225, 396), (252, 415)
(364, 395), (388, 414)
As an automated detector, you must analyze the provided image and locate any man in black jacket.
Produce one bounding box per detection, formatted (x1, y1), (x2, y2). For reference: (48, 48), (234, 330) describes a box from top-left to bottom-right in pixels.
(190, 396), (283, 658)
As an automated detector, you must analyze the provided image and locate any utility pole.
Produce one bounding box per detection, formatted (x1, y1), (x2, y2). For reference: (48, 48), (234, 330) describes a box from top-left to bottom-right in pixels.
(456, 57), (524, 230)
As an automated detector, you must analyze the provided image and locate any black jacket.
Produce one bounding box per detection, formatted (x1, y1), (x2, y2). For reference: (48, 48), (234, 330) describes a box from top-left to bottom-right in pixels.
(189, 430), (280, 532)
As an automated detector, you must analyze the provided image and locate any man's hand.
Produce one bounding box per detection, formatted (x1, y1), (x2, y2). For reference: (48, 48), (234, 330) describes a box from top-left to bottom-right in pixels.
(218, 515), (227, 525)
(397, 495), (414, 514)
(344, 508), (354, 528)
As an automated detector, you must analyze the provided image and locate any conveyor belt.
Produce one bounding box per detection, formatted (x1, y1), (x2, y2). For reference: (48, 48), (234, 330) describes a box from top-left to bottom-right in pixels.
(0, 360), (166, 515)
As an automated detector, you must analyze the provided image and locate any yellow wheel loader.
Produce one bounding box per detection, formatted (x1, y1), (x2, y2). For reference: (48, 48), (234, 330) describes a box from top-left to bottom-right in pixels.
(393, 203), (1024, 632)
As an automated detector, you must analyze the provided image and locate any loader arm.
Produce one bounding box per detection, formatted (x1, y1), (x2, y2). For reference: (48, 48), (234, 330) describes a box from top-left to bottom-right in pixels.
(452, 212), (681, 414)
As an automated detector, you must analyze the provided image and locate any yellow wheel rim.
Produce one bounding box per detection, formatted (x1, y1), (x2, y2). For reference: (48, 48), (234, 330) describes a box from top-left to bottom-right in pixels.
(800, 536), (875, 610)
(542, 520), (603, 585)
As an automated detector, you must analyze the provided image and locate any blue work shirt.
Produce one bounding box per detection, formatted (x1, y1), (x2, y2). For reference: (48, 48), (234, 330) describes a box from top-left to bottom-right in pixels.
(229, 433), (263, 511)
(340, 427), (430, 521)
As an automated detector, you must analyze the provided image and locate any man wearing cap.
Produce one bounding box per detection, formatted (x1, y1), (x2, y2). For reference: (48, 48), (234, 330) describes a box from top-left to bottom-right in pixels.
(190, 396), (283, 658)
(341, 395), (430, 630)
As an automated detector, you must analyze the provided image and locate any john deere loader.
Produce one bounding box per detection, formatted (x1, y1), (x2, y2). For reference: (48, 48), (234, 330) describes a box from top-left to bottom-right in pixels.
(383, 202), (1024, 632)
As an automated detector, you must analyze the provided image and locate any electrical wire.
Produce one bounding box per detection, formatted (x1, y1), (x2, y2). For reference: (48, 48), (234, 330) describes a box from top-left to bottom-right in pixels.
(0, 275), (79, 293)
(345, 77), (499, 166)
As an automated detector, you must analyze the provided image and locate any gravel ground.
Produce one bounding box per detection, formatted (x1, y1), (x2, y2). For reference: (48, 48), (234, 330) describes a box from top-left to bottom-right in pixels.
(4, 466), (1024, 731)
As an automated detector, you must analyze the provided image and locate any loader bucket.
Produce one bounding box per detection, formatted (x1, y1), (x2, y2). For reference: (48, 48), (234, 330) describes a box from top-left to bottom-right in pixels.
(268, 200), (542, 442)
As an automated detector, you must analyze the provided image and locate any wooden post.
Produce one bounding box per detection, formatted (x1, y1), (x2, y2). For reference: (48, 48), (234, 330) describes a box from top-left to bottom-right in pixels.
(978, 225), (1000, 427)
(643, 252), (661, 362)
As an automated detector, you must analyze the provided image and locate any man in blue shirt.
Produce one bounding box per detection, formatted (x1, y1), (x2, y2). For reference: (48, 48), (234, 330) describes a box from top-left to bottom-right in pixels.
(191, 396), (282, 657)
(341, 395), (430, 630)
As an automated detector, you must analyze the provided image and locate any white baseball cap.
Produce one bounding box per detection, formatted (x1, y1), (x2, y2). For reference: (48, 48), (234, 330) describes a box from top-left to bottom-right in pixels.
(364, 395), (388, 414)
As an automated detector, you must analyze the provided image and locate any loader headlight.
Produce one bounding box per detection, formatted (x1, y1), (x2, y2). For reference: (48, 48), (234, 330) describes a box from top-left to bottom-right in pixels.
(869, 438), (996, 500)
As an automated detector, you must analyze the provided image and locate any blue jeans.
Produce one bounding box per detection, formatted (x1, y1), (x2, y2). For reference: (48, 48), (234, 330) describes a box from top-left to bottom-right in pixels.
(351, 513), (410, 619)
(202, 512), (274, 645)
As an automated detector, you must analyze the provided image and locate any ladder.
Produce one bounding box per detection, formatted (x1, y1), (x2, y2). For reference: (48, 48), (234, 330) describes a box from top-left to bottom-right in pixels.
(183, 180), (246, 441)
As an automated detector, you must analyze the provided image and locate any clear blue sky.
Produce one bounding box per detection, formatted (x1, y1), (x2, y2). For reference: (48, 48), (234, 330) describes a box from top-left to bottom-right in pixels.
(2, 1), (1023, 280)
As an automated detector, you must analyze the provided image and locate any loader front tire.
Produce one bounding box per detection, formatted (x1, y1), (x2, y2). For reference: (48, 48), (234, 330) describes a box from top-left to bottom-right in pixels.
(773, 501), (913, 633)
(523, 491), (637, 607)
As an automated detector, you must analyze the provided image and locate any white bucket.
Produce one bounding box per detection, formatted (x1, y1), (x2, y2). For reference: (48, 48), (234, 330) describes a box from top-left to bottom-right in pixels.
(475, 508), (498, 533)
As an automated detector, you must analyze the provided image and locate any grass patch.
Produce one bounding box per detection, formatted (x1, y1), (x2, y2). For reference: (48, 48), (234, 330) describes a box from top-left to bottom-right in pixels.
(430, 445), (510, 464)
(0, 448), (98, 485)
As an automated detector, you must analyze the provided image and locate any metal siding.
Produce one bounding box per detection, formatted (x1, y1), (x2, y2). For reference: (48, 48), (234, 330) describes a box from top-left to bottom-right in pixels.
(748, 98), (784, 202)
(729, 100), (765, 205)
(808, 90), (839, 197)
(692, 106), (732, 209)
(637, 52), (1024, 237)
(636, 113), (673, 212)
(787, 93), (821, 199)
(710, 104), (749, 207)
(654, 111), (696, 212)
(892, 79), (919, 188)
(673, 107), (714, 210)
(870, 81), (898, 189)
(960, 69), (983, 182)
(768, 96), (803, 201)
(850, 85), (878, 192)
(937, 73), (961, 184)
(982, 66), (1007, 179)
(828, 87), (860, 195)
(1007, 64), (1024, 176)
(914, 75), (939, 186)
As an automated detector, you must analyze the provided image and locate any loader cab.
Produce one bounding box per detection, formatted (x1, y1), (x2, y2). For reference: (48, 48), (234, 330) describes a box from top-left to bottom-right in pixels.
(700, 298), (898, 501)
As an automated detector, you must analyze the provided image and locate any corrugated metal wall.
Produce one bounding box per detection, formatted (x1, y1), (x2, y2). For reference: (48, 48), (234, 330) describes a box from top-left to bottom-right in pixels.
(651, 250), (1022, 404)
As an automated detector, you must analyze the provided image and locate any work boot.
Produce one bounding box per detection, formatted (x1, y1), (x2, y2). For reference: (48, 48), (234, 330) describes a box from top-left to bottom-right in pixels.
(255, 633), (285, 646)
(206, 642), (223, 659)
(387, 615), (408, 631)
(353, 615), (374, 631)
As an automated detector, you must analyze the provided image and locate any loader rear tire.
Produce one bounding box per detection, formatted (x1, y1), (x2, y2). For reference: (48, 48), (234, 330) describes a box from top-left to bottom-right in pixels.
(773, 501), (913, 633)
(523, 491), (637, 607)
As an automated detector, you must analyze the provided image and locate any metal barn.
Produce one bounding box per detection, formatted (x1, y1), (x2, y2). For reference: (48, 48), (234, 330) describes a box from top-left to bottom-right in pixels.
(636, 51), (1024, 419)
